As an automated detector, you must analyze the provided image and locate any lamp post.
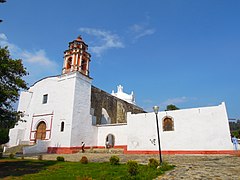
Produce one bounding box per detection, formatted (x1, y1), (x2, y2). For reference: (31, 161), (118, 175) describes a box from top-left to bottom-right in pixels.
(153, 105), (163, 164)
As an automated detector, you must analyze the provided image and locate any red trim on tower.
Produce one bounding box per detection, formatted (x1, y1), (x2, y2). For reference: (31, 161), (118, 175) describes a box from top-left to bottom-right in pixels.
(73, 53), (76, 68)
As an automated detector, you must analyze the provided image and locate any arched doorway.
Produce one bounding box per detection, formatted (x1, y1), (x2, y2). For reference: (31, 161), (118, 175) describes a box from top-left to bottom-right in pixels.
(105, 134), (115, 148)
(36, 121), (46, 140)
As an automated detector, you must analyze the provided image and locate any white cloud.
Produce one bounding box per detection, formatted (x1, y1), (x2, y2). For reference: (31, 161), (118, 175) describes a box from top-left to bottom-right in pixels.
(129, 24), (155, 42)
(130, 24), (144, 32)
(0, 33), (56, 65)
(135, 28), (155, 40)
(0, 33), (59, 85)
(0, 33), (20, 54)
(0, 33), (7, 41)
(161, 97), (188, 106)
(142, 96), (190, 112)
(79, 28), (124, 57)
(21, 50), (55, 66)
(128, 13), (156, 42)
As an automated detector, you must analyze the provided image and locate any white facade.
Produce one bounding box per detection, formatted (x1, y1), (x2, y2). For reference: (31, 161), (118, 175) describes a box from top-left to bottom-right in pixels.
(8, 72), (235, 154)
(9, 72), (98, 152)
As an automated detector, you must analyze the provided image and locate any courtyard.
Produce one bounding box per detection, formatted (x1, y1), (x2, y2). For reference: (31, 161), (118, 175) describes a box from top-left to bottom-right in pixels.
(40, 152), (240, 179)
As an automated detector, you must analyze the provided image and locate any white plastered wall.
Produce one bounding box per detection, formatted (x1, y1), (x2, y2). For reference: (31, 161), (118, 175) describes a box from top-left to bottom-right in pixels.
(26, 75), (76, 147)
(97, 124), (128, 147)
(127, 102), (233, 151)
(49, 73), (77, 148)
(70, 72), (98, 147)
(8, 72), (89, 148)
(8, 91), (32, 146)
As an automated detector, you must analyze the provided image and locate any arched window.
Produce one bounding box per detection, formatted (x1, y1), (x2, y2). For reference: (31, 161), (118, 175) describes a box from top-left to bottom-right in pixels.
(162, 117), (174, 131)
(66, 57), (72, 70)
(81, 59), (87, 71)
(60, 121), (64, 132)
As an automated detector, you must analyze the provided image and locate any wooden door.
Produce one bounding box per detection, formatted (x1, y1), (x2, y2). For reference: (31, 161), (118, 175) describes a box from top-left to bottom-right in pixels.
(36, 121), (46, 140)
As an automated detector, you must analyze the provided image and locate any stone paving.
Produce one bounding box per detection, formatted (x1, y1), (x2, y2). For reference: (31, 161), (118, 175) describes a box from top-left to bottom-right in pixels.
(38, 151), (240, 179)
(158, 154), (240, 180)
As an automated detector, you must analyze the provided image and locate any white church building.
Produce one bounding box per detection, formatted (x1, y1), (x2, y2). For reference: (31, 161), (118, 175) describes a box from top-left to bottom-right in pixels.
(8, 36), (235, 154)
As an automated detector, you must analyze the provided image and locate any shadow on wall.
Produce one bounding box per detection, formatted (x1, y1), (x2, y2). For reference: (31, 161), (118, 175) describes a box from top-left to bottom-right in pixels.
(101, 108), (111, 124)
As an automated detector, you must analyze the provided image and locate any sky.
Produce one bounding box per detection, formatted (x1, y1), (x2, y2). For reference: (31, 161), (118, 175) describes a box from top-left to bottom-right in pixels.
(0, 0), (240, 118)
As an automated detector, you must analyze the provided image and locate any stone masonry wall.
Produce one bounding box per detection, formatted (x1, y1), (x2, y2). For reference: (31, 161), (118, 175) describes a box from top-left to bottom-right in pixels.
(91, 86), (145, 124)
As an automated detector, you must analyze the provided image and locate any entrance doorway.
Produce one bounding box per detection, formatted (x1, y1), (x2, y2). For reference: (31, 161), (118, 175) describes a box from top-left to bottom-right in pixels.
(36, 121), (46, 140)
(105, 134), (115, 148)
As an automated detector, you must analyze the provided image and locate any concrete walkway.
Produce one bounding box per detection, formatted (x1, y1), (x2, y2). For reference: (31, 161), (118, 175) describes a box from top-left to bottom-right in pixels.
(39, 152), (240, 179)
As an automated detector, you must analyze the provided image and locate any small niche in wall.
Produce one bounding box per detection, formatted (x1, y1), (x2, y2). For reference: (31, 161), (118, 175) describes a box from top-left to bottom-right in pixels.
(163, 116), (174, 131)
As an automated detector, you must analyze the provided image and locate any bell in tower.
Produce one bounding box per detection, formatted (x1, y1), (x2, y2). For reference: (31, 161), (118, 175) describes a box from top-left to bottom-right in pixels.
(62, 36), (91, 76)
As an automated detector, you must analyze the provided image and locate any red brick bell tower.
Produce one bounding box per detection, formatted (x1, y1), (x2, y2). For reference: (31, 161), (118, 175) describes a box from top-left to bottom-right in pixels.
(62, 36), (91, 76)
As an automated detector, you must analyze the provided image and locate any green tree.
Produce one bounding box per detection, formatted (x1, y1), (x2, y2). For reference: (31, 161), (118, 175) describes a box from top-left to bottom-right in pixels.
(0, 46), (28, 145)
(0, 128), (9, 145)
(165, 104), (179, 111)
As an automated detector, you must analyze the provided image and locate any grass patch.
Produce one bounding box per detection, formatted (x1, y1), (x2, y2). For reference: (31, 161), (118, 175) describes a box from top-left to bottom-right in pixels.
(0, 159), (174, 179)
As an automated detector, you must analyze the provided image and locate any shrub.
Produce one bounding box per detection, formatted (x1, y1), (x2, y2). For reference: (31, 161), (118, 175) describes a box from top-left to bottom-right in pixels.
(38, 155), (43, 160)
(127, 160), (139, 176)
(80, 156), (88, 164)
(159, 162), (175, 171)
(109, 155), (120, 165)
(232, 131), (239, 138)
(56, 156), (65, 161)
(148, 158), (159, 169)
(76, 176), (92, 180)
(9, 153), (15, 159)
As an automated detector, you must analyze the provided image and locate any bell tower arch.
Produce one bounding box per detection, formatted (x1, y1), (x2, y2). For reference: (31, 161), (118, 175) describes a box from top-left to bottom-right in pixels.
(62, 36), (91, 76)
